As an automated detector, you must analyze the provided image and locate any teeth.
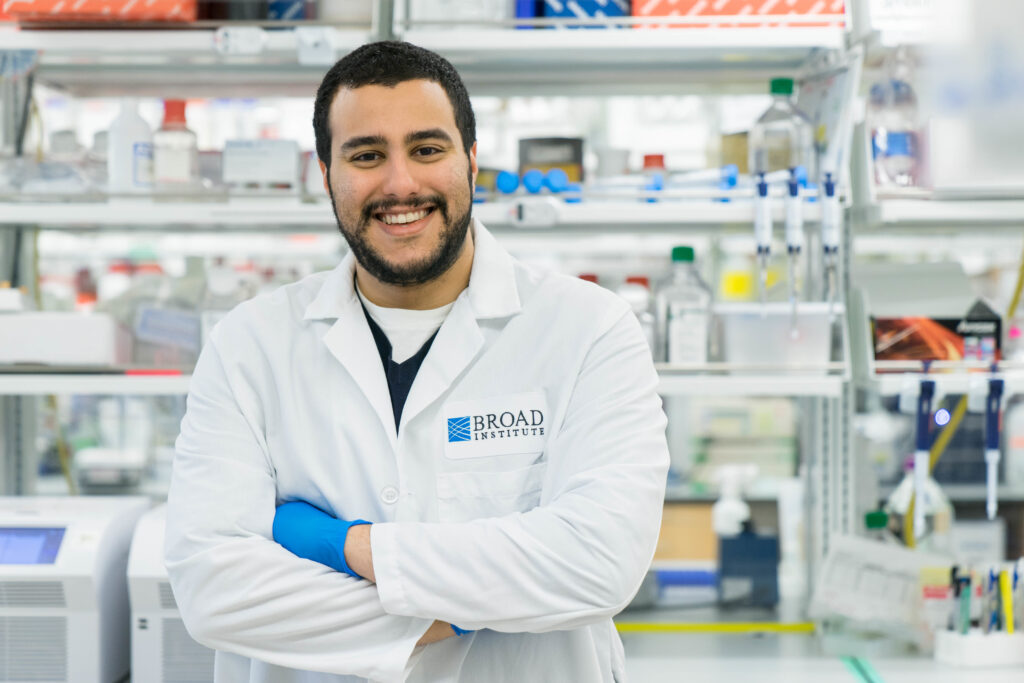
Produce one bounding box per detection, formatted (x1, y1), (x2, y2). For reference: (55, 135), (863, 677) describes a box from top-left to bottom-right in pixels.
(381, 209), (429, 225)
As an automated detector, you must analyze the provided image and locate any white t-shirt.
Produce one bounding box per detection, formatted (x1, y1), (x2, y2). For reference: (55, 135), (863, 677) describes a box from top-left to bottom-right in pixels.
(356, 282), (455, 363)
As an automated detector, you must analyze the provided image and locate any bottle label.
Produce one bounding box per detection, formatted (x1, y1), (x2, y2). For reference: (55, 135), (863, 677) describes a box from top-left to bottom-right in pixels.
(666, 305), (709, 364)
(132, 142), (154, 188)
(155, 148), (194, 184)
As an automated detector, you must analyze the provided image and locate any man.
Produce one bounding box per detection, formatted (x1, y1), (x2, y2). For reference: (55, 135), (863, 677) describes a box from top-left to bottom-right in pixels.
(165, 41), (668, 682)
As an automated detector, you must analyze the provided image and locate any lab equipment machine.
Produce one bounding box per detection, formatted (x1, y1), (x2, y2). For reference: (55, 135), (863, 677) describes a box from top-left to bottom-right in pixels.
(128, 504), (215, 683)
(0, 496), (149, 683)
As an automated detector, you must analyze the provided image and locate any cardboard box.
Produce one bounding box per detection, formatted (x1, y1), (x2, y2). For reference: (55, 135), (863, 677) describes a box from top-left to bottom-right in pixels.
(519, 137), (585, 183)
(3, 0), (198, 23)
(872, 299), (1002, 363)
(654, 503), (717, 562)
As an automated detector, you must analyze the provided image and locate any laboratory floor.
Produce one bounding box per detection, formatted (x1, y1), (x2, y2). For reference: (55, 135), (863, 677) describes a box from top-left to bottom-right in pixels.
(621, 633), (1023, 683)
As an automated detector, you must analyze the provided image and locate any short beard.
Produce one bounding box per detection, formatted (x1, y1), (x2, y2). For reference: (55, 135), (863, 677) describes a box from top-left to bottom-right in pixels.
(327, 182), (472, 287)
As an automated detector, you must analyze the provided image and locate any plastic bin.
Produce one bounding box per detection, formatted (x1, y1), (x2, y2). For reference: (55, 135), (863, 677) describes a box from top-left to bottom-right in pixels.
(715, 302), (840, 370)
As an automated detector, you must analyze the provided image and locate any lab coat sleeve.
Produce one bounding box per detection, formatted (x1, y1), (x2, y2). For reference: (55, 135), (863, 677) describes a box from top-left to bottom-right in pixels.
(371, 307), (669, 632)
(165, 337), (432, 682)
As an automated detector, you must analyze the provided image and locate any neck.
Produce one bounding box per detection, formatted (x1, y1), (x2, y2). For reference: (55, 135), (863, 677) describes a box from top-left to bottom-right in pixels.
(355, 230), (475, 310)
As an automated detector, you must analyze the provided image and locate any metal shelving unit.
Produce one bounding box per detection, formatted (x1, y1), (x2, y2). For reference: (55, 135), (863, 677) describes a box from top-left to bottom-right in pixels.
(0, 197), (822, 232)
(0, 10), (855, 564)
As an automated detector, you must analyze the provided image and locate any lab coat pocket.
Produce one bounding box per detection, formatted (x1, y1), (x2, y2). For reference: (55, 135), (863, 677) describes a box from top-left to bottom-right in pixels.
(436, 460), (547, 523)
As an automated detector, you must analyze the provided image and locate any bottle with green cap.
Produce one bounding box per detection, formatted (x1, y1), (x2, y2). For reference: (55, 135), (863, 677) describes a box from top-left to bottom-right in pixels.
(748, 77), (813, 176)
(654, 245), (712, 364)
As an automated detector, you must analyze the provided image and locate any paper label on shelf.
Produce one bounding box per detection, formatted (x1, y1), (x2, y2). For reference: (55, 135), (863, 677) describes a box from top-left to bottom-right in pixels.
(295, 27), (337, 66)
(666, 306), (708, 364)
(135, 307), (200, 353)
(213, 26), (268, 56)
(132, 142), (153, 188)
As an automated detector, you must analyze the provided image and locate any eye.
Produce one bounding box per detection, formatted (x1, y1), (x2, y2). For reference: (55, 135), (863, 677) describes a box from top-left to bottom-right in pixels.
(414, 146), (444, 157)
(351, 151), (382, 163)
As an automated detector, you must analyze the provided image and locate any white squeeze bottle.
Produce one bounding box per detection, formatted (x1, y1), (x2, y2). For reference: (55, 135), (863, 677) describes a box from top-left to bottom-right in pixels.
(656, 245), (712, 364)
(107, 98), (153, 194)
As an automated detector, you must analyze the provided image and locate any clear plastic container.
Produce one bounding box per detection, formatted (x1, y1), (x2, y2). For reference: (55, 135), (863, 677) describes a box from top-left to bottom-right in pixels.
(868, 47), (921, 189)
(714, 302), (838, 371)
(655, 246), (712, 364)
(883, 463), (955, 556)
(748, 77), (814, 177)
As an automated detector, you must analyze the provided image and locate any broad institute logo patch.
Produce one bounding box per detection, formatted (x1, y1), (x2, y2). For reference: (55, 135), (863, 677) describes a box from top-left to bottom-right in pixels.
(447, 417), (472, 442)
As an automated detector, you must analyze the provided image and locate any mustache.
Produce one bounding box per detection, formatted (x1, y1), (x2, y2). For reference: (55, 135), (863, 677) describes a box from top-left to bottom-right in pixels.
(361, 195), (448, 222)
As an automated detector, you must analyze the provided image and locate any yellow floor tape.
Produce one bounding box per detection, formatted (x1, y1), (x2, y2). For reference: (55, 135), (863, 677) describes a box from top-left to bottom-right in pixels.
(615, 622), (816, 634)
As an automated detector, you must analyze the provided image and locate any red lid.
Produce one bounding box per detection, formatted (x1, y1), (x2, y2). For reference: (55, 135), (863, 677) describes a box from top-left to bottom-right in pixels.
(625, 275), (650, 289)
(642, 154), (665, 170)
(163, 99), (188, 126)
(578, 273), (599, 284)
(108, 261), (132, 274)
(135, 262), (164, 275)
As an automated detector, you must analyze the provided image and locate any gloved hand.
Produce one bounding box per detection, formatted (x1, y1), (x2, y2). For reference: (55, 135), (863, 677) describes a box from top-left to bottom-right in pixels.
(273, 501), (371, 579)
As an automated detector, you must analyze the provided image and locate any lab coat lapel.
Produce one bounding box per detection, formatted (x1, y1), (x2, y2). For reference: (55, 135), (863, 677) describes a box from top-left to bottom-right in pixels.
(398, 221), (521, 434)
(305, 256), (398, 450)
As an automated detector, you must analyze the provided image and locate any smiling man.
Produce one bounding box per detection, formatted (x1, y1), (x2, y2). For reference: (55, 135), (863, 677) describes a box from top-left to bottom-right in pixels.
(165, 42), (669, 683)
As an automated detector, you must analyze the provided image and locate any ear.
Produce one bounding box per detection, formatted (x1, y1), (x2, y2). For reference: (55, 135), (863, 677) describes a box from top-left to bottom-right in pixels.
(319, 159), (330, 196)
(469, 141), (478, 190)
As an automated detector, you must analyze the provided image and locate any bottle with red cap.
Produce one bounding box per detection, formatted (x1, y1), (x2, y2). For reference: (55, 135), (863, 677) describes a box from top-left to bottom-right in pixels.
(616, 275), (656, 355)
(153, 99), (199, 192)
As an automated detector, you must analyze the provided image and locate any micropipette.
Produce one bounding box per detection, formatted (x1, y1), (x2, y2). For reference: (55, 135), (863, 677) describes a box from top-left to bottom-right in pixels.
(821, 172), (841, 316)
(785, 166), (806, 337)
(984, 375), (1005, 521)
(914, 378), (935, 544)
(754, 172), (772, 308)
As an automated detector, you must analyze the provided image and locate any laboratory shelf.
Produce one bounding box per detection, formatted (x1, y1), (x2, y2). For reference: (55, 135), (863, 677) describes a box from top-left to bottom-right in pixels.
(0, 198), (338, 230)
(854, 198), (1024, 232)
(0, 25), (370, 97)
(657, 366), (845, 398)
(872, 365), (1024, 400)
(876, 484), (1024, 504)
(0, 368), (842, 397)
(1, 197), (822, 232)
(0, 373), (192, 396)
(0, 22), (843, 96)
(404, 25), (845, 95)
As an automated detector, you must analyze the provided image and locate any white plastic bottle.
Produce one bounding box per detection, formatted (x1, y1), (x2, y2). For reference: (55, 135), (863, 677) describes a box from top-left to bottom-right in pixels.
(616, 275), (656, 356)
(106, 98), (153, 194)
(656, 246), (712, 364)
(748, 77), (813, 177)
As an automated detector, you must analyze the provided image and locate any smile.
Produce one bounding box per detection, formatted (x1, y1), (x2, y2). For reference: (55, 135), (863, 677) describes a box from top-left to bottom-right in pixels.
(376, 207), (435, 225)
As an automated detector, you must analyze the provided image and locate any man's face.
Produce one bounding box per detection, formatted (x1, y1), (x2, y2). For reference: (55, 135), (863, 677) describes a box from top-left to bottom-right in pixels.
(320, 79), (478, 287)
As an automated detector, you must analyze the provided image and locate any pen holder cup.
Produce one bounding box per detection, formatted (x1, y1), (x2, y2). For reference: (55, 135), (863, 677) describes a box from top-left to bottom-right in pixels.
(934, 630), (1024, 667)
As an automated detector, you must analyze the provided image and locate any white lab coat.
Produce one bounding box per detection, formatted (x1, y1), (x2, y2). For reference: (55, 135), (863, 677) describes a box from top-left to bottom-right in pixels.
(165, 220), (669, 683)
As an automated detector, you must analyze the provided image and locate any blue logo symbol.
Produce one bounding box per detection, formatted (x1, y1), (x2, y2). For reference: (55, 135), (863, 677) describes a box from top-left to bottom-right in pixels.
(447, 416), (471, 442)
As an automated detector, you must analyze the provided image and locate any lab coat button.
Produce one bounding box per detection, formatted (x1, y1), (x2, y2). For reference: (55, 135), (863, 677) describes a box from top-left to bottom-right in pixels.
(380, 486), (399, 504)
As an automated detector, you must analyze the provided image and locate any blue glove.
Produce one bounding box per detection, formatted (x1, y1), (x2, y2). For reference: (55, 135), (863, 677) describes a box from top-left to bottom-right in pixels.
(272, 501), (371, 579)
(451, 624), (475, 636)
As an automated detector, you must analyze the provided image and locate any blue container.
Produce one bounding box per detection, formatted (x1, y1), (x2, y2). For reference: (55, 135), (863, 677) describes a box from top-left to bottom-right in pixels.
(522, 169), (546, 194)
(543, 0), (630, 29)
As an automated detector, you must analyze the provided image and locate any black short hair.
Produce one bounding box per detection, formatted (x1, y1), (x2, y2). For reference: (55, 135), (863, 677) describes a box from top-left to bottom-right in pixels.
(313, 41), (476, 169)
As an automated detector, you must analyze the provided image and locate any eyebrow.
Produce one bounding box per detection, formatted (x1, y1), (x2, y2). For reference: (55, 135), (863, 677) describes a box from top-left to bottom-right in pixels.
(338, 129), (454, 155)
(405, 128), (454, 146)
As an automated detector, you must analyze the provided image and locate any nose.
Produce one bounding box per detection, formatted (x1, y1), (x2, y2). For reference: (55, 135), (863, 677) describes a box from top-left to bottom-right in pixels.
(379, 154), (420, 198)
